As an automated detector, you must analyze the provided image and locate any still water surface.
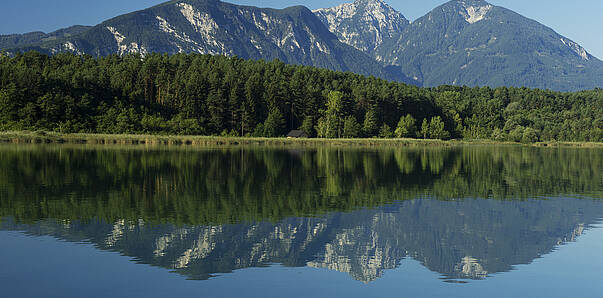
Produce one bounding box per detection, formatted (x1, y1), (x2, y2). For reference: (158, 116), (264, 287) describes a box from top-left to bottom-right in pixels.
(0, 145), (602, 297)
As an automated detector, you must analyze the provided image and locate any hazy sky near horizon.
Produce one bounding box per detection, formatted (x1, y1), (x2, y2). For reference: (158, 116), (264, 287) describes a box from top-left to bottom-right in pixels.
(1, 0), (602, 59)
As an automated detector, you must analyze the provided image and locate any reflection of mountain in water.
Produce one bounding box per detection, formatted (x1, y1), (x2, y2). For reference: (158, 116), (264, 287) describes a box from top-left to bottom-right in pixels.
(0, 145), (601, 282)
(3, 197), (601, 282)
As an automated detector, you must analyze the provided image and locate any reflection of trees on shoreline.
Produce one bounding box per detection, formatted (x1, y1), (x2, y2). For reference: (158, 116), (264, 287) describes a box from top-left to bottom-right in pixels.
(0, 145), (601, 282)
(2, 197), (602, 282)
(0, 146), (601, 225)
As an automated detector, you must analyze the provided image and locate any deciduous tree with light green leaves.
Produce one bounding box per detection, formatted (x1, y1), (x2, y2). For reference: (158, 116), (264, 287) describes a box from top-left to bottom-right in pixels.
(421, 119), (429, 139)
(300, 116), (315, 137)
(379, 124), (393, 138)
(395, 114), (416, 138)
(316, 91), (344, 138)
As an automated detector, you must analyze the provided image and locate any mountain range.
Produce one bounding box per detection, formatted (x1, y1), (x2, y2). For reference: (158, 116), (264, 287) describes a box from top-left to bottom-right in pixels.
(1, 0), (602, 91)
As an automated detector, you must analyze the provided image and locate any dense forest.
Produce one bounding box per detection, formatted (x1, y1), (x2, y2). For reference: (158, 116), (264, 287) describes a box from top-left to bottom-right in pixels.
(0, 51), (601, 142)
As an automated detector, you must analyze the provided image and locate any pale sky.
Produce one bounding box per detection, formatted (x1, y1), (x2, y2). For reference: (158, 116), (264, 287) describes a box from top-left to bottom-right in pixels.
(1, 0), (601, 59)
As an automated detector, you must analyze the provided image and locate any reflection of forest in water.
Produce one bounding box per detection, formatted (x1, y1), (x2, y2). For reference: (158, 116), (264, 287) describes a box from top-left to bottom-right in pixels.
(0, 145), (601, 224)
(0, 145), (602, 282)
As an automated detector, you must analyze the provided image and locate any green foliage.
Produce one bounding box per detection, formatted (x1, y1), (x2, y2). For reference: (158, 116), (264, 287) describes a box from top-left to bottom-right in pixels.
(379, 124), (393, 138)
(252, 123), (265, 137)
(168, 115), (203, 135)
(362, 109), (378, 137)
(300, 116), (315, 137)
(0, 146), (600, 226)
(508, 126), (525, 143)
(343, 116), (361, 138)
(491, 128), (505, 141)
(421, 119), (429, 139)
(0, 52), (601, 142)
(394, 114), (416, 138)
(522, 127), (539, 144)
(426, 116), (450, 140)
(263, 108), (285, 137)
(317, 91), (344, 138)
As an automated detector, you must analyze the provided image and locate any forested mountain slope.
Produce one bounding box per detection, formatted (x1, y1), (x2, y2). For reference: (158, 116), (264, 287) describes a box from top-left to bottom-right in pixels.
(0, 0), (404, 81)
(373, 0), (603, 91)
(2, 0), (602, 91)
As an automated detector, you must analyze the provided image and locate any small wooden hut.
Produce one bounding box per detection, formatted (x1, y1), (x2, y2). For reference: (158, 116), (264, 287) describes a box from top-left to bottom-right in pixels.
(287, 130), (308, 138)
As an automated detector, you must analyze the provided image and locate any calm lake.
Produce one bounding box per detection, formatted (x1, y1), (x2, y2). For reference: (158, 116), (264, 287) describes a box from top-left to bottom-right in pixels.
(0, 144), (602, 297)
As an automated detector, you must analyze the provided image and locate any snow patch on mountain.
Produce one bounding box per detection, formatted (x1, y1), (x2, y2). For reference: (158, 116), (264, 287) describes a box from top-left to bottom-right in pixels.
(106, 26), (125, 45)
(304, 27), (330, 54)
(278, 25), (300, 49)
(313, 2), (358, 33)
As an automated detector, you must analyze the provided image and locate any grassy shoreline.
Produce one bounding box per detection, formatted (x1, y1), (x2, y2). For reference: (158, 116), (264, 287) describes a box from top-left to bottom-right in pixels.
(0, 131), (601, 148)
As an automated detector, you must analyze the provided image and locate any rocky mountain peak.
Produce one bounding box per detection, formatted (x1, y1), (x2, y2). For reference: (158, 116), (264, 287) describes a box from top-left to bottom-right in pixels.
(313, 0), (408, 53)
(428, 0), (494, 25)
(455, 0), (493, 24)
(2, 0), (601, 91)
(353, 0), (390, 8)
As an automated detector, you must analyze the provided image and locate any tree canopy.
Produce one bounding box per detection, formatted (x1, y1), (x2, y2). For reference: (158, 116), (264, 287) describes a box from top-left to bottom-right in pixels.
(0, 51), (601, 142)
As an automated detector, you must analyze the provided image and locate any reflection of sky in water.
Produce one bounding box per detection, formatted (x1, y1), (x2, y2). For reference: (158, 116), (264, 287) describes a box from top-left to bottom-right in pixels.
(1, 223), (602, 298)
(0, 146), (601, 297)
(2, 197), (602, 284)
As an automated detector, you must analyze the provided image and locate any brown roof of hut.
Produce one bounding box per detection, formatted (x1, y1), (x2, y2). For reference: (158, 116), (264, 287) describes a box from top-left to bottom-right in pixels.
(287, 130), (308, 138)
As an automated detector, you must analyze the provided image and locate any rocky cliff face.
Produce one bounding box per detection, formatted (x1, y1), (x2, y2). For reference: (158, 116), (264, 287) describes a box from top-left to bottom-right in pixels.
(313, 0), (409, 56)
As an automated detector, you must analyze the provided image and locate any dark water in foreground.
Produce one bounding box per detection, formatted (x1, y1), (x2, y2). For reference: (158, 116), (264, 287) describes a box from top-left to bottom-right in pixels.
(0, 145), (602, 297)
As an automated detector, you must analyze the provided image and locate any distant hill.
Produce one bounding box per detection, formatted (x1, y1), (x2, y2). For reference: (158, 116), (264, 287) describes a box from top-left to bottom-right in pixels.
(1, 0), (602, 91)
(0, 25), (91, 49)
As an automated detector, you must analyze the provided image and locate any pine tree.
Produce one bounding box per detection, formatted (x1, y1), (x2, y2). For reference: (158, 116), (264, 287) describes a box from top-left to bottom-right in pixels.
(362, 109), (378, 137)
(263, 108), (285, 137)
(343, 116), (361, 138)
(300, 116), (315, 137)
(421, 119), (429, 139)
